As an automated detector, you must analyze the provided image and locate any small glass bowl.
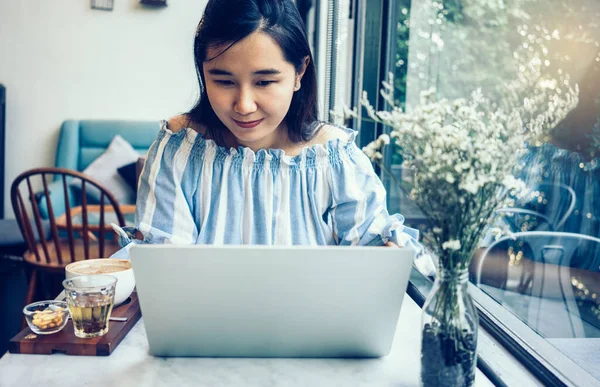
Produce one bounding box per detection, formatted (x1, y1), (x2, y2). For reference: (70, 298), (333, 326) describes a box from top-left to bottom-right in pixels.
(23, 300), (70, 335)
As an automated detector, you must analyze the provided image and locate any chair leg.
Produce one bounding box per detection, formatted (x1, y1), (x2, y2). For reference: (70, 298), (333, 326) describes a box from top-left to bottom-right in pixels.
(21, 269), (38, 329)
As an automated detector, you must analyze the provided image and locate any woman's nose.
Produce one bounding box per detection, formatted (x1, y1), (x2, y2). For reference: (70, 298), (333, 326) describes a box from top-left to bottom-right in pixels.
(234, 87), (258, 115)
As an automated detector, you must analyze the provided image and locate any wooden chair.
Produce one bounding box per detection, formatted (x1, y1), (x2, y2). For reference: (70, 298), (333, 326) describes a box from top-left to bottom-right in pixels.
(10, 167), (126, 307)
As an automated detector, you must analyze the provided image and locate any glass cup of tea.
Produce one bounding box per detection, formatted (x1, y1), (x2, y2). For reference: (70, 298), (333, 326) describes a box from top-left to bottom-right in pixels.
(62, 275), (118, 338)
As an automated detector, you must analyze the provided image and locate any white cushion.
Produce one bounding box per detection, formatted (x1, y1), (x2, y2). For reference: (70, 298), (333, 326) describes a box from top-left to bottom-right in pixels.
(73, 135), (140, 205)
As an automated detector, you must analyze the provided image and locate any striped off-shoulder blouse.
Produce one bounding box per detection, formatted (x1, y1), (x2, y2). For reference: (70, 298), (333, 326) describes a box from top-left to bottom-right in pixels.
(111, 120), (421, 257)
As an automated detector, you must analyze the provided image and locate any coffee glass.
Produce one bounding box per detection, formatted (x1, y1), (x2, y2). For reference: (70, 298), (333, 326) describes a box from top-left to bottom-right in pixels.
(62, 275), (117, 338)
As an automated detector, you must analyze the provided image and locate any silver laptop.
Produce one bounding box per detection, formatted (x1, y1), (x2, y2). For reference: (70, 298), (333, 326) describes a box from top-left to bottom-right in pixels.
(129, 244), (415, 358)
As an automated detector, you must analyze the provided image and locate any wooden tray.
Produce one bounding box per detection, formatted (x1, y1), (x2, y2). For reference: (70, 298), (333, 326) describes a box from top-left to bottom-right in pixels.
(8, 292), (142, 356)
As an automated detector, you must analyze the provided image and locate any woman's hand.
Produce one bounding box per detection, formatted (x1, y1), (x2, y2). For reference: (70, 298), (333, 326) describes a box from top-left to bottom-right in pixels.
(385, 241), (398, 247)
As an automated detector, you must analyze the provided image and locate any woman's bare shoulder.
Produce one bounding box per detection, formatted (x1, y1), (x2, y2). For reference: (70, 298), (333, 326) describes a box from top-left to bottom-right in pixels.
(311, 123), (350, 145)
(167, 115), (206, 135)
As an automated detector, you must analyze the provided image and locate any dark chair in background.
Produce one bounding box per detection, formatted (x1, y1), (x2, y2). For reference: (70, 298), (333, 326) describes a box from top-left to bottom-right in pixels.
(475, 231), (600, 338)
(11, 167), (126, 307)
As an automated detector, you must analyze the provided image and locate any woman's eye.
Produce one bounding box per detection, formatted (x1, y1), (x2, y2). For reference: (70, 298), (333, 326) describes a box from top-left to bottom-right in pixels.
(256, 80), (276, 87)
(215, 80), (234, 86)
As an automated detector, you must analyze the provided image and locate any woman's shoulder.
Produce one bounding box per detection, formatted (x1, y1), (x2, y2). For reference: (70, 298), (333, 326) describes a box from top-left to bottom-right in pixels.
(309, 123), (351, 146)
(282, 123), (353, 158)
(166, 115), (206, 135)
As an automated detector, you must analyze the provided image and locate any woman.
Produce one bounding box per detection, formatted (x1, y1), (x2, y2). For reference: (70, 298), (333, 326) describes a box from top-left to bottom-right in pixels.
(112, 0), (420, 256)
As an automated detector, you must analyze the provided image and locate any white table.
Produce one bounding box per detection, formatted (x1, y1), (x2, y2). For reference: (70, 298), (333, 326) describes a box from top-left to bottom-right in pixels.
(0, 297), (492, 387)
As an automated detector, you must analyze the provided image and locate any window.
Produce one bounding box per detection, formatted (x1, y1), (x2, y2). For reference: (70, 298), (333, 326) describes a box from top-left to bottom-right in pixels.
(313, 0), (599, 381)
(368, 0), (600, 385)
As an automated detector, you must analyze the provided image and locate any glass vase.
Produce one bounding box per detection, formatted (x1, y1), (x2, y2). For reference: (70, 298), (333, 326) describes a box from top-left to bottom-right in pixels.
(420, 268), (478, 387)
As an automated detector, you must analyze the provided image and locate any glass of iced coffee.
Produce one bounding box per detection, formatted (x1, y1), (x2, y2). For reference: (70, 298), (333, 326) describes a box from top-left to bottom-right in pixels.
(62, 275), (117, 338)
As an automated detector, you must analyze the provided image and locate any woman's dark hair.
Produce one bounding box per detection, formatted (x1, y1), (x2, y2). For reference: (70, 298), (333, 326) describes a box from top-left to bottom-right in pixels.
(186, 0), (319, 146)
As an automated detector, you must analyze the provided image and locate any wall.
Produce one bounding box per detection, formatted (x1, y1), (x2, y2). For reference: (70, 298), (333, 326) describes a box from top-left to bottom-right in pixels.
(0, 0), (206, 217)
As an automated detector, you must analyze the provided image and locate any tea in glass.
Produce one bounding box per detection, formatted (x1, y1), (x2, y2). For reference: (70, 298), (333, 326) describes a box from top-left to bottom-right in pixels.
(62, 275), (117, 338)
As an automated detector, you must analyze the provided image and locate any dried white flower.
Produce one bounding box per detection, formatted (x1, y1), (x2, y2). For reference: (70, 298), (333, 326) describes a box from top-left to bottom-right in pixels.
(378, 134), (391, 145)
(442, 240), (462, 251)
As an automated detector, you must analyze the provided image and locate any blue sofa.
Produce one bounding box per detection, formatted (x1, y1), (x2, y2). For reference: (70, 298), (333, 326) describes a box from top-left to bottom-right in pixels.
(38, 120), (160, 218)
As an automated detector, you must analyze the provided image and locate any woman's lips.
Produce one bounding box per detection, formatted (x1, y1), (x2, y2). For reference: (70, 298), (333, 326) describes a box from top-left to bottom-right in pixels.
(233, 118), (263, 129)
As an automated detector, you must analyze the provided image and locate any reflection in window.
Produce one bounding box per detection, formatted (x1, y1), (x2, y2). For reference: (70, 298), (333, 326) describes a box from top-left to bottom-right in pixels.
(398, 0), (600, 380)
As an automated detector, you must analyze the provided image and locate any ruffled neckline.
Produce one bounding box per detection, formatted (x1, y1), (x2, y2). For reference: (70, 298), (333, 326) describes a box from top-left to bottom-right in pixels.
(159, 120), (358, 165)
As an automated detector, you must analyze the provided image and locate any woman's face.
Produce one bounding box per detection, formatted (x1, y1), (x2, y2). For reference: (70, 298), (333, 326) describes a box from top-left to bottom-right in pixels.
(203, 31), (305, 151)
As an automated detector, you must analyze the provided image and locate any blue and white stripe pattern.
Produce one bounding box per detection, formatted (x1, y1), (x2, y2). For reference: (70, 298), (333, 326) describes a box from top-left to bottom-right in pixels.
(111, 120), (420, 258)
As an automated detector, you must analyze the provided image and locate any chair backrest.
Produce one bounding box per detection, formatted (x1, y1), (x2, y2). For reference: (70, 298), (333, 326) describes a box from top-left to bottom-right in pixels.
(476, 231), (600, 285)
(55, 120), (159, 172)
(495, 208), (554, 233)
(494, 182), (577, 235)
(11, 167), (126, 266)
